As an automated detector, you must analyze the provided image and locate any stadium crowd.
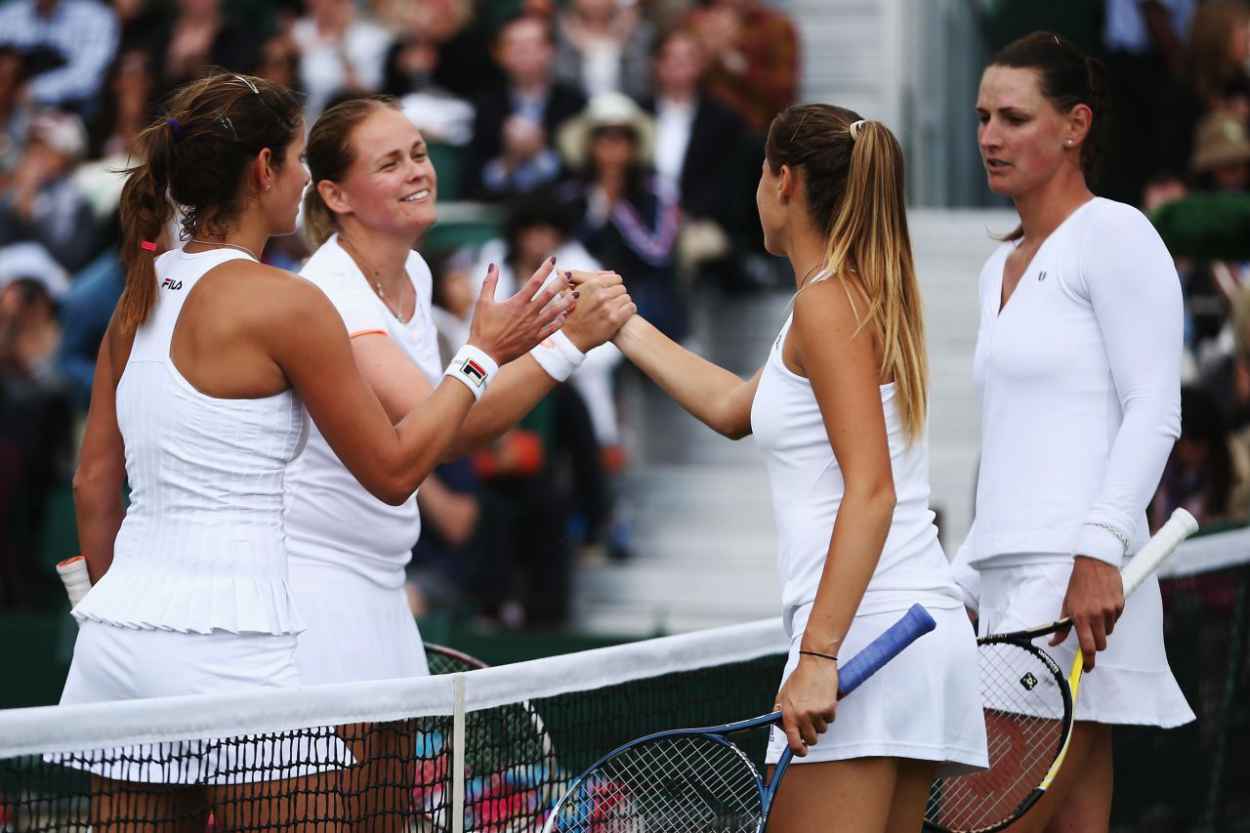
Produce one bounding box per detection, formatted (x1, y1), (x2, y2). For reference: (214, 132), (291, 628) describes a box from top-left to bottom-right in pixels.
(3, 0), (1250, 627)
(0, 0), (796, 625)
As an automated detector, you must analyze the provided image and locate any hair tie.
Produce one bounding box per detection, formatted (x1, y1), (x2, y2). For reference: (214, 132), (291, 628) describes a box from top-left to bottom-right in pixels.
(165, 118), (183, 141)
(848, 120), (867, 141)
(140, 240), (157, 252)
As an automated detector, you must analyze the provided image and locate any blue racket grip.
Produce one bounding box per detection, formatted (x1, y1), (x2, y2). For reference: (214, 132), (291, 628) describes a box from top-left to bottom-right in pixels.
(836, 604), (936, 696)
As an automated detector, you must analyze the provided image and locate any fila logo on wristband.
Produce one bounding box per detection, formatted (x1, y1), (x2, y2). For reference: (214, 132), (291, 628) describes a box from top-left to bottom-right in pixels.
(459, 357), (488, 387)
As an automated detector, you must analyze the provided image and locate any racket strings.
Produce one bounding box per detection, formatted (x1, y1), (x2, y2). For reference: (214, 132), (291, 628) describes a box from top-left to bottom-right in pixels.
(926, 642), (1067, 832)
(548, 735), (762, 832)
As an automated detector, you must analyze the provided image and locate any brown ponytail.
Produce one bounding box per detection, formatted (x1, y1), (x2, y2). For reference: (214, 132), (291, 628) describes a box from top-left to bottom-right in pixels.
(114, 72), (303, 334)
(766, 104), (928, 443)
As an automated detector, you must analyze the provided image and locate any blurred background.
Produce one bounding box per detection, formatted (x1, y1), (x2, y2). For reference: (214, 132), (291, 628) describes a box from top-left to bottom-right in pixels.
(1, 0), (1248, 714)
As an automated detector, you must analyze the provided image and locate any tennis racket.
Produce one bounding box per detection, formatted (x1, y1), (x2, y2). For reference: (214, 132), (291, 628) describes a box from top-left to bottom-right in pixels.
(924, 507), (1199, 833)
(540, 603), (938, 833)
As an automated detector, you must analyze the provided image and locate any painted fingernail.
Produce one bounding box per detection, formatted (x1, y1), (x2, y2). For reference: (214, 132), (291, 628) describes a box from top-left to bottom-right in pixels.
(572, 290), (580, 299)
(550, 256), (557, 265)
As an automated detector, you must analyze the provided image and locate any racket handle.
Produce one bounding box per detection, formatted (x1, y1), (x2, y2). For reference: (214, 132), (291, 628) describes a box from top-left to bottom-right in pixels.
(1120, 508), (1198, 596)
(837, 603), (936, 696)
(56, 556), (91, 607)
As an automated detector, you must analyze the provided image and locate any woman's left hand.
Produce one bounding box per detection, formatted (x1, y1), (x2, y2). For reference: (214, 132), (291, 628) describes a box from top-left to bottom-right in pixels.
(561, 271), (635, 350)
(775, 654), (839, 757)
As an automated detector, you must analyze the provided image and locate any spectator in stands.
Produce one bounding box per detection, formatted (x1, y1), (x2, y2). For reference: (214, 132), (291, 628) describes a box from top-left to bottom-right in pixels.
(645, 27), (765, 291)
(0, 254), (73, 611)
(382, 30), (474, 147)
(0, 110), (97, 272)
(1152, 386), (1236, 528)
(0, 46), (32, 181)
(684, 0), (798, 133)
(469, 14), (585, 200)
(1186, 1), (1250, 116)
(553, 0), (656, 102)
(291, 0), (392, 120)
(559, 92), (687, 342)
(1100, 0), (1198, 204)
(1190, 111), (1250, 194)
(0, 0), (118, 115)
(255, 31), (301, 90)
(145, 0), (262, 100)
(87, 48), (153, 160)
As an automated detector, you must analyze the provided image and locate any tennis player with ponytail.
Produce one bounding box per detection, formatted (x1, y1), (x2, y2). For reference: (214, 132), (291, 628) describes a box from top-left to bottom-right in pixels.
(952, 32), (1194, 832)
(589, 103), (986, 832)
(60, 72), (567, 828)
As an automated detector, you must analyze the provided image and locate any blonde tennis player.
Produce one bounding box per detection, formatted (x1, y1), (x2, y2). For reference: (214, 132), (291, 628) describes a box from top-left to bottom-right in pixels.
(955, 32), (1195, 833)
(585, 103), (987, 833)
(65, 72), (567, 831)
(286, 96), (634, 831)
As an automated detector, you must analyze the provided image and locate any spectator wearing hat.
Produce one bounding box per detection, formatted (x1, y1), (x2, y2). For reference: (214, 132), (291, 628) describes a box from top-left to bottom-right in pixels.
(0, 110), (96, 272)
(469, 14), (586, 200)
(559, 91), (687, 342)
(1191, 111), (1250, 193)
(553, 0), (656, 102)
(0, 0), (119, 113)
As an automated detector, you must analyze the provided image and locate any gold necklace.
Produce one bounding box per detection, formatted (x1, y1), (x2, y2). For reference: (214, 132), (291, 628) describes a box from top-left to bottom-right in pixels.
(339, 235), (411, 323)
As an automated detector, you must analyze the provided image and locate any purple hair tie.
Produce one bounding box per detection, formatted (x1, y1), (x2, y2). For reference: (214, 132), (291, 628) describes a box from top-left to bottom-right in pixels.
(166, 118), (183, 140)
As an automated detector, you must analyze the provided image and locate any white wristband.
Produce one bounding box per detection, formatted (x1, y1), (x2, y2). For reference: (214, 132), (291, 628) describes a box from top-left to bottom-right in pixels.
(444, 344), (499, 400)
(529, 330), (586, 382)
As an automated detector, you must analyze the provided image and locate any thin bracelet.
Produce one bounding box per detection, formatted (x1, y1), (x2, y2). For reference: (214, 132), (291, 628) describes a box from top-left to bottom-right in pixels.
(799, 650), (838, 663)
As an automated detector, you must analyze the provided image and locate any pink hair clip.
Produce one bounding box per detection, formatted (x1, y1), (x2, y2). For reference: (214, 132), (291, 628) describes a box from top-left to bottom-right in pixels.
(140, 240), (157, 252)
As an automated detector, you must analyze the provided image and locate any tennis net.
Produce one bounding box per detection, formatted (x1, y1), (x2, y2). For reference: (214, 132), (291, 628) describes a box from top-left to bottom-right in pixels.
(0, 618), (788, 832)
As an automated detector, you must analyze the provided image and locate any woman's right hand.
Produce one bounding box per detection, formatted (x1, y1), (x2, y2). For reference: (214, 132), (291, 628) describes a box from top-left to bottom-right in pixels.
(467, 258), (573, 364)
(561, 270), (636, 351)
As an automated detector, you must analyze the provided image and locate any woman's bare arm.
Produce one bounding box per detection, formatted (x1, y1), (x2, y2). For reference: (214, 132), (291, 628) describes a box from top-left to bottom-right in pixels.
(73, 327), (127, 583)
(611, 314), (762, 439)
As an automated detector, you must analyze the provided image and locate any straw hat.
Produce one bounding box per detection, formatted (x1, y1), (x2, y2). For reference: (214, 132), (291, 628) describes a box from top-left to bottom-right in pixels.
(558, 92), (656, 169)
(1190, 112), (1250, 173)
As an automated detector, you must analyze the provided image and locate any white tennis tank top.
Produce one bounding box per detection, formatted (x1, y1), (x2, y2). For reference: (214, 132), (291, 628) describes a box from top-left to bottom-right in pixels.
(751, 312), (962, 636)
(283, 236), (442, 590)
(73, 247), (308, 634)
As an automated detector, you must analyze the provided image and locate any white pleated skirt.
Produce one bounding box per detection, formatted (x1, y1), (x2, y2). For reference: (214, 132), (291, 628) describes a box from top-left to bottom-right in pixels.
(976, 558), (1195, 727)
(55, 621), (350, 784)
(765, 603), (989, 776)
(288, 560), (430, 685)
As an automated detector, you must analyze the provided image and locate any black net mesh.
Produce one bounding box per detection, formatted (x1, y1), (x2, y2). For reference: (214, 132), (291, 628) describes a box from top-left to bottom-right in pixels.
(0, 653), (785, 832)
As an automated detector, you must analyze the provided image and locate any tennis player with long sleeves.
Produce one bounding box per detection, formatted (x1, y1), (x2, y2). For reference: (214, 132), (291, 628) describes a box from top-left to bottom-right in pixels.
(64, 72), (568, 830)
(956, 32), (1195, 832)
(595, 103), (987, 833)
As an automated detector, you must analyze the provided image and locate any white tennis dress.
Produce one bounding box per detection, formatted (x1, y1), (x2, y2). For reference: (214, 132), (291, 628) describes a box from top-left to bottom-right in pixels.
(284, 235), (441, 685)
(57, 247), (346, 782)
(753, 312), (988, 773)
(956, 197), (1194, 727)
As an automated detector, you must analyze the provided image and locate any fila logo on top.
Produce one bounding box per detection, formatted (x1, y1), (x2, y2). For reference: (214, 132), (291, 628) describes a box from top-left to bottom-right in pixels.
(161, 277), (184, 291)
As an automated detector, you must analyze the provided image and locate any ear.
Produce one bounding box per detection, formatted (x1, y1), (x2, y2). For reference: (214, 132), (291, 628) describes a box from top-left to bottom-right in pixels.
(1067, 103), (1093, 148)
(255, 147), (275, 193)
(777, 163), (797, 203)
(317, 178), (352, 215)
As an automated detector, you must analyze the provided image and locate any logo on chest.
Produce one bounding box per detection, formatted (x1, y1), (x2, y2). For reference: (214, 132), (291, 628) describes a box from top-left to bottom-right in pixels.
(1037, 270), (1047, 282)
(161, 277), (184, 291)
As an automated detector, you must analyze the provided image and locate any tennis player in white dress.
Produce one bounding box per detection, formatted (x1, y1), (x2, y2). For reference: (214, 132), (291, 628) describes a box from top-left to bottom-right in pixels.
(955, 32), (1195, 833)
(592, 103), (987, 833)
(286, 97), (634, 831)
(62, 72), (569, 831)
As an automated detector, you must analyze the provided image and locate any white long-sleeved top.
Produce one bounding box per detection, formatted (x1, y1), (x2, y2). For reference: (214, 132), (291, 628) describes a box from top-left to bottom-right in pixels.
(957, 197), (1182, 573)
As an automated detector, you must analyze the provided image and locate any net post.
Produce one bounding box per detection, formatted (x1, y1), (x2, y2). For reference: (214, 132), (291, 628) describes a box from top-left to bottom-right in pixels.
(452, 672), (466, 833)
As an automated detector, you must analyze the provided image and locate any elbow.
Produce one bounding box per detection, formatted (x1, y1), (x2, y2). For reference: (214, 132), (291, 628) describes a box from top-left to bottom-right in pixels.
(845, 479), (897, 518)
(72, 462), (117, 509)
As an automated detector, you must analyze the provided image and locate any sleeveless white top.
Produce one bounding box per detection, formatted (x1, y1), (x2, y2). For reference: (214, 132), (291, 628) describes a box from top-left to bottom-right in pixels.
(73, 247), (308, 634)
(751, 312), (962, 634)
(283, 236), (443, 590)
